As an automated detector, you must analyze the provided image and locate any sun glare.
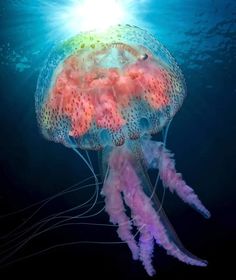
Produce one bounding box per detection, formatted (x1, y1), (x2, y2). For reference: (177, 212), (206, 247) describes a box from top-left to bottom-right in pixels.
(65, 0), (125, 32)
(48, 0), (150, 38)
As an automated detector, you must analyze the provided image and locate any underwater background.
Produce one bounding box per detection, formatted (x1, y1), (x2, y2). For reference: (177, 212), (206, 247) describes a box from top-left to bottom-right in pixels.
(0, 0), (235, 279)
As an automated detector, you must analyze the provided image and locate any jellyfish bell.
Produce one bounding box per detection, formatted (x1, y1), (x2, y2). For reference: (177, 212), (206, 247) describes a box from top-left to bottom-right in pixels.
(35, 25), (210, 276)
(36, 24), (186, 149)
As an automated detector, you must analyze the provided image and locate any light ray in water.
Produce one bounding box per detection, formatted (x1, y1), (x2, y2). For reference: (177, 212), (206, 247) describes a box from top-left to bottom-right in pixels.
(1, 0), (151, 75)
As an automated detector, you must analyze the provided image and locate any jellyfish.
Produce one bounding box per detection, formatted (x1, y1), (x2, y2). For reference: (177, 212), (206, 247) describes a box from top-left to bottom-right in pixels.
(35, 24), (210, 276)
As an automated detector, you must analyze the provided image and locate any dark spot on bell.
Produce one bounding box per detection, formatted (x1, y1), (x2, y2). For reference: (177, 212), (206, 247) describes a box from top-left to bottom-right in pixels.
(140, 53), (148, 60)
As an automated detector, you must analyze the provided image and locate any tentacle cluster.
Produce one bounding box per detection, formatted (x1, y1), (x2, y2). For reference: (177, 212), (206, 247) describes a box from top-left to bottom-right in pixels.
(101, 140), (210, 276)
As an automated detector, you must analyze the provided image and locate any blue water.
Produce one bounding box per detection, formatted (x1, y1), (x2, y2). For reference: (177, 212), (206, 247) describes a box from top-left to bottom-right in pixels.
(0, 1), (235, 279)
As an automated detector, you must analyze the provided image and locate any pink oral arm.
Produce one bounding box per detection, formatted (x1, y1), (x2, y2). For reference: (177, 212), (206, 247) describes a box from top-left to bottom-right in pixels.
(142, 140), (211, 219)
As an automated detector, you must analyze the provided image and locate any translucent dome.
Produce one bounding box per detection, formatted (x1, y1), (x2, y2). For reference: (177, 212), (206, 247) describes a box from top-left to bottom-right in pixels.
(35, 24), (186, 150)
